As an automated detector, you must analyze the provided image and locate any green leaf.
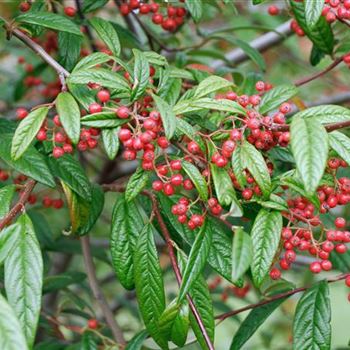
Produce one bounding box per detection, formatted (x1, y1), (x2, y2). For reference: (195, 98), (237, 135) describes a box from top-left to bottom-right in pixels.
(48, 154), (91, 201)
(68, 68), (130, 94)
(241, 140), (271, 197)
(101, 127), (120, 159)
(194, 76), (232, 99)
(11, 107), (49, 160)
(81, 112), (129, 128)
(125, 167), (150, 202)
(230, 293), (290, 349)
(131, 49), (150, 102)
(5, 214), (43, 347)
(58, 32), (82, 71)
(152, 94), (177, 140)
(43, 271), (86, 293)
(83, 0), (109, 12)
(67, 83), (96, 110)
(211, 164), (242, 217)
(0, 223), (21, 265)
(259, 84), (298, 114)
(329, 250), (350, 272)
(329, 131), (350, 165)
(89, 18), (120, 57)
(171, 302), (189, 347)
(125, 330), (148, 350)
(73, 52), (113, 72)
(16, 12), (82, 36)
(81, 331), (98, 350)
(61, 183), (104, 235)
(293, 281), (331, 350)
(0, 185), (16, 219)
(185, 0), (203, 22)
(134, 225), (167, 349)
(232, 228), (253, 282)
(231, 145), (246, 188)
(158, 301), (180, 340)
(305, 0), (324, 28)
(178, 220), (212, 302)
(188, 274), (215, 349)
(56, 92), (81, 144)
(290, 117), (328, 193)
(251, 209), (282, 287)
(182, 161), (208, 201)
(296, 105), (350, 124)
(0, 293), (28, 350)
(291, 0), (334, 55)
(0, 134), (55, 187)
(110, 193), (144, 290)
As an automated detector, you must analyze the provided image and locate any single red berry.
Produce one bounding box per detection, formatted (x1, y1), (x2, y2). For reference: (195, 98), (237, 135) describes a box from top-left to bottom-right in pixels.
(268, 5), (279, 16)
(150, 3), (159, 12)
(170, 174), (183, 186)
(129, 0), (140, 9)
(42, 196), (52, 208)
(87, 319), (99, 329)
(285, 249), (296, 263)
(97, 89), (110, 103)
(119, 128), (132, 141)
(215, 156), (228, 168)
(157, 136), (170, 149)
(64, 6), (76, 17)
(310, 261), (322, 274)
(63, 143), (73, 154)
(152, 13), (163, 24)
(16, 108), (28, 120)
(170, 160), (182, 171)
(269, 268), (281, 280)
(279, 259), (290, 270)
(187, 141), (200, 154)
(345, 276), (350, 287)
(116, 106), (130, 119)
(36, 129), (47, 141)
(120, 3), (130, 15)
(53, 147), (64, 158)
(178, 215), (187, 224)
(321, 260), (332, 271)
(242, 188), (253, 200)
(279, 102), (291, 114)
(191, 214), (204, 227)
(53, 199), (64, 209)
(152, 180), (163, 191)
(335, 217), (346, 228)
(89, 103), (102, 114)
(163, 183), (175, 196)
(183, 179), (194, 190)
(255, 81), (265, 91)
(335, 243), (347, 254)
(139, 3), (150, 14)
(54, 132), (66, 143)
(19, 2), (31, 12)
(211, 205), (222, 216)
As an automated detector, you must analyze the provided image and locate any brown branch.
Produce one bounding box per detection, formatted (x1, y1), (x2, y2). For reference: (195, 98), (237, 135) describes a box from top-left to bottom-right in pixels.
(271, 119), (350, 132)
(0, 179), (36, 231)
(215, 273), (349, 323)
(80, 236), (126, 348)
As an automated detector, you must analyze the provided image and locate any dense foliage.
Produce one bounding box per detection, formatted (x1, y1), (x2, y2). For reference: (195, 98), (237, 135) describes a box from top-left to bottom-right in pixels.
(0, 0), (350, 349)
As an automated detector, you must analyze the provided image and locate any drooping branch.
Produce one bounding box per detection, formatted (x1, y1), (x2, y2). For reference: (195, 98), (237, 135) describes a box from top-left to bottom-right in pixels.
(0, 179), (36, 231)
(81, 235), (126, 348)
(215, 273), (349, 323)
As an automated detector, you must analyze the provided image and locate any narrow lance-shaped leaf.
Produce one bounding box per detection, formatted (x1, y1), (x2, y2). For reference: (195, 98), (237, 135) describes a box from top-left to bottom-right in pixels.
(56, 92), (81, 144)
(134, 224), (167, 349)
(250, 209), (282, 287)
(182, 160), (208, 201)
(152, 94), (177, 140)
(5, 214), (43, 347)
(293, 281), (331, 350)
(290, 117), (329, 193)
(0, 223), (21, 265)
(125, 166), (150, 202)
(89, 17), (120, 57)
(305, 0), (324, 28)
(295, 104), (350, 124)
(0, 294), (28, 350)
(193, 75), (233, 99)
(232, 227), (253, 282)
(131, 49), (150, 101)
(185, 0), (203, 22)
(178, 219), (212, 302)
(101, 127), (120, 160)
(0, 185), (16, 219)
(11, 107), (49, 160)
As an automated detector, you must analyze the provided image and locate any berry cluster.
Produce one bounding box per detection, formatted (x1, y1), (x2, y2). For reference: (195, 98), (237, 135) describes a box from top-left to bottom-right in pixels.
(119, 0), (187, 32)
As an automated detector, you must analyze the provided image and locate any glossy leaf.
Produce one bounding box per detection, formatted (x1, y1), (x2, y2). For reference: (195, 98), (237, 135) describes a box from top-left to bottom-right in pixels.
(0, 185), (16, 219)
(81, 112), (129, 128)
(293, 281), (331, 350)
(193, 75), (232, 99)
(73, 52), (113, 72)
(231, 145), (246, 188)
(58, 32), (82, 71)
(0, 293), (28, 350)
(134, 224), (167, 349)
(305, 0), (324, 28)
(329, 131), (350, 165)
(171, 302), (190, 347)
(296, 105), (350, 124)
(185, 0), (203, 22)
(11, 107), (49, 160)
(250, 209), (282, 287)
(56, 92), (81, 144)
(182, 160), (208, 201)
(259, 84), (298, 114)
(5, 214), (43, 347)
(125, 330), (148, 350)
(101, 127), (120, 159)
(89, 17), (120, 57)
(125, 166), (149, 202)
(131, 49), (150, 101)
(152, 94), (177, 140)
(241, 140), (271, 197)
(231, 227), (253, 281)
(110, 193), (144, 290)
(16, 12), (82, 36)
(178, 219), (212, 302)
(0, 223), (21, 265)
(290, 117), (328, 193)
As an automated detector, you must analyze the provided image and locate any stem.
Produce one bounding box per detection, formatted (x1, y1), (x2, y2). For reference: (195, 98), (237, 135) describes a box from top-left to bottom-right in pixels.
(271, 119), (350, 132)
(80, 236), (126, 348)
(0, 179), (36, 231)
(215, 273), (349, 323)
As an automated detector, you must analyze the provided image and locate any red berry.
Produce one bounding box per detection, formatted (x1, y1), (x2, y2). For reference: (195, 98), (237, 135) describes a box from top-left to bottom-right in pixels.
(321, 260), (332, 271)
(119, 128), (132, 141)
(157, 137), (170, 149)
(152, 180), (163, 191)
(183, 179), (194, 190)
(16, 108), (28, 120)
(122, 149), (136, 161)
(279, 102), (291, 114)
(64, 6), (76, 17)
(310, 261), (322, 274)
(97, 89), (110, 103)
(187, 141), (200, 154)
(335, 217), (346, 228)
(139, 3), (150, 14)
(89, 103), (102, 114)
(53, 199), (64, 209)
(178, 215), (187, 224)
(36, 129), (47, 141)
(268, 5), (279, 16)
(54, 132), (66, 143)
(116, 106), (130, 119)
(152, 13), (163, 24)
(345, 276), (350, 287)
(19, 2), (31, 12)
(281, 228), (293, 240)
(42, 196), (52, 208)
(120, 3), (130, 15)
(170, 160), (182, 171)
(269, 268), (281, 280)
(335, 243), (347, 254)
(87, 319), (99, 329)
(63, 143), (73, 154)
(163, 183), (175, 196)
(242, 188), (253, 200)
(53, 147), (64, 158)
(255, 81), (265, 91)
(170, 174), (183, 186)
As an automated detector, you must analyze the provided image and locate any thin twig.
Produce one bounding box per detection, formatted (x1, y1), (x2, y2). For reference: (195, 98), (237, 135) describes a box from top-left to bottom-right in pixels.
(80, 236), (126, 348)
(215, 273), (349, 323)
(0, 179), (36, 231)
(271, 119), (350, 132)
